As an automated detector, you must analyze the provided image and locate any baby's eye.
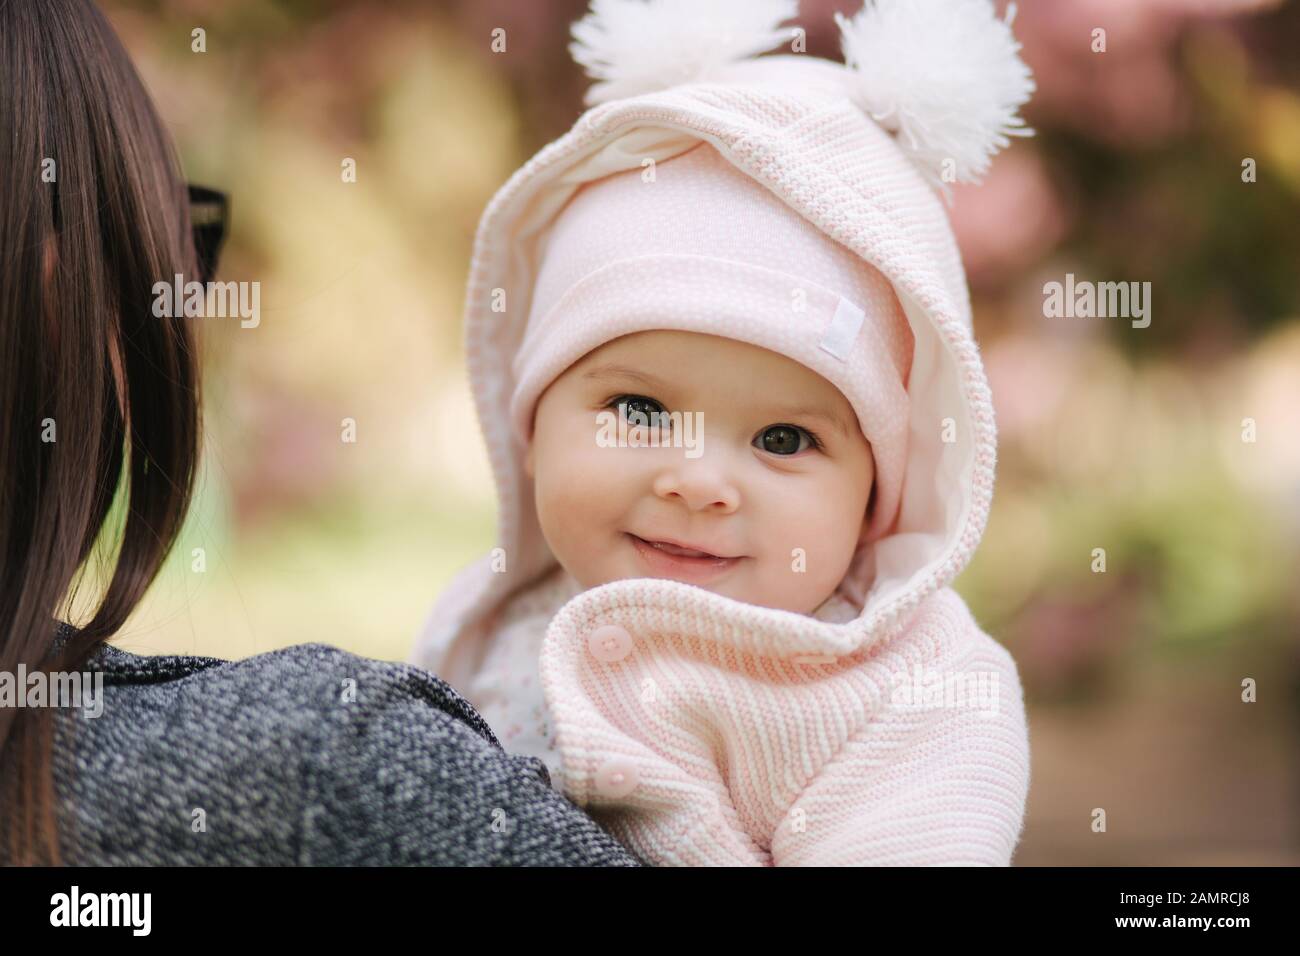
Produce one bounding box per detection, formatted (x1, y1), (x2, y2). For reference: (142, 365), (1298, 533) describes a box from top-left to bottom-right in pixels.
(608, 394), (668, 428)
(754, 424), (820, 456)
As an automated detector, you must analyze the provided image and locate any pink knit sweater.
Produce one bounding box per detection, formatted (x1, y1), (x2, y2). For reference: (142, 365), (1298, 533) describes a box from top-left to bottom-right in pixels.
(411, 54), (1032, 865)
(459, 562), (1028, 865)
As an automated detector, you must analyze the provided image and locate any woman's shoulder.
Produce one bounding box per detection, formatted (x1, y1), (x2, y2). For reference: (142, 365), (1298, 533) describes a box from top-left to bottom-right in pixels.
(85, 637), (501, 747)
(55, 632), (640, 866)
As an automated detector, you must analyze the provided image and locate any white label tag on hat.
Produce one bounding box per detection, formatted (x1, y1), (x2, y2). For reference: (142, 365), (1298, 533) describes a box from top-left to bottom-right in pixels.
(818, 296), (865, 361)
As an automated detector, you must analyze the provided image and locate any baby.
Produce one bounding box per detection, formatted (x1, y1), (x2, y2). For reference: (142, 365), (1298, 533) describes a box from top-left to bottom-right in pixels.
(412, 0), (1034, 865)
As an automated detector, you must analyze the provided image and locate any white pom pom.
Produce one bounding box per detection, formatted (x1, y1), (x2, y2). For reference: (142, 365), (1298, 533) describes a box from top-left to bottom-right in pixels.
(570, 0), (799, 107)
(835, 0), (1036, 190)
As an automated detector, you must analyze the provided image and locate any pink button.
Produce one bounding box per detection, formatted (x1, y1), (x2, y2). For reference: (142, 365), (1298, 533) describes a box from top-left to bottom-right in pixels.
(586, 624), (633, 662)
(594, 759), (640, 798)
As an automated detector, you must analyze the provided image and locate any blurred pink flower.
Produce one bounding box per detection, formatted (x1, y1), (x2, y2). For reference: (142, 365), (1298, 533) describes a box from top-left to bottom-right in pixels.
(1151, 0), (1283, 13)
(1007, 0), (1280, 148)
(1013, 579), (1145, 696)
(949, 145), (1068, 288)
(225, 387), (341, 527)
(1011, 0), (1190, 146)
(983, 333), (1076, 439)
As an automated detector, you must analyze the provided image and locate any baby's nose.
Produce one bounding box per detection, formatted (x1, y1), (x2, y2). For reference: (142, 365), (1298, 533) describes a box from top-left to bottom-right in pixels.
(651, 458), (740, 513)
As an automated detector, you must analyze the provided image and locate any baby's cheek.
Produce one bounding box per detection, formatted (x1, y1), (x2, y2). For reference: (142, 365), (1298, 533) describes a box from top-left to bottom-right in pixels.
(538, 441), (617, 531)
(758, 487), (863, 600)
(775, 529), (848, 586)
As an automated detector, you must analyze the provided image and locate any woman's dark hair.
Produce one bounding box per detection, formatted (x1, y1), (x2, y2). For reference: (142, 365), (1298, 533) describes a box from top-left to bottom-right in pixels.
(0, 0), (203, 864)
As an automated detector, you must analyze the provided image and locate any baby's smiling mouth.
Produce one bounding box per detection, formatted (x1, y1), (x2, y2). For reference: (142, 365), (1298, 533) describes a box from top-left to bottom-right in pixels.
(626, 534), (741, 584)
(624, 530), (738, 561)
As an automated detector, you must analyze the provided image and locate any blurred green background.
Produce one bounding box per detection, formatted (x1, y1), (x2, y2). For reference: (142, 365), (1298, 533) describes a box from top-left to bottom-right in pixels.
(97, 0), (1300, 864)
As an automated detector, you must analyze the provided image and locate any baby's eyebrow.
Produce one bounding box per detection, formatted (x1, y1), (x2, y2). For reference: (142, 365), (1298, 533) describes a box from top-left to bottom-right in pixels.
(583, 362), (849, 439)
(581, 363), (669, 390)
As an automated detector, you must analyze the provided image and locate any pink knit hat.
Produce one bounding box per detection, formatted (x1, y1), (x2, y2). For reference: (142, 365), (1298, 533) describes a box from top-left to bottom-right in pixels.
(508, 141), (915, 544)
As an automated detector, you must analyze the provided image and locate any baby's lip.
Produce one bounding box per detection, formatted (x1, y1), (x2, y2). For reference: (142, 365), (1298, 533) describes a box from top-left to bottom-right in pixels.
(627, 532), (742, 560)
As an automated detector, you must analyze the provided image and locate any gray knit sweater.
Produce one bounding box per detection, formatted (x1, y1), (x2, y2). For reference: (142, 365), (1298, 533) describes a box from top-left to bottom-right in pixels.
(43, 627), (642, 866)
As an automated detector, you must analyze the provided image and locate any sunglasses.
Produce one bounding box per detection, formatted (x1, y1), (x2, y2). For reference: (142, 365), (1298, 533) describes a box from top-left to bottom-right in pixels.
(187, 184), (228, 283)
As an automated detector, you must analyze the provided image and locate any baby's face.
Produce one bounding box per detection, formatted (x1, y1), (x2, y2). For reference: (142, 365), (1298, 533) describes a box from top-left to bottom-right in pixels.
(524, 330), (875, 615)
